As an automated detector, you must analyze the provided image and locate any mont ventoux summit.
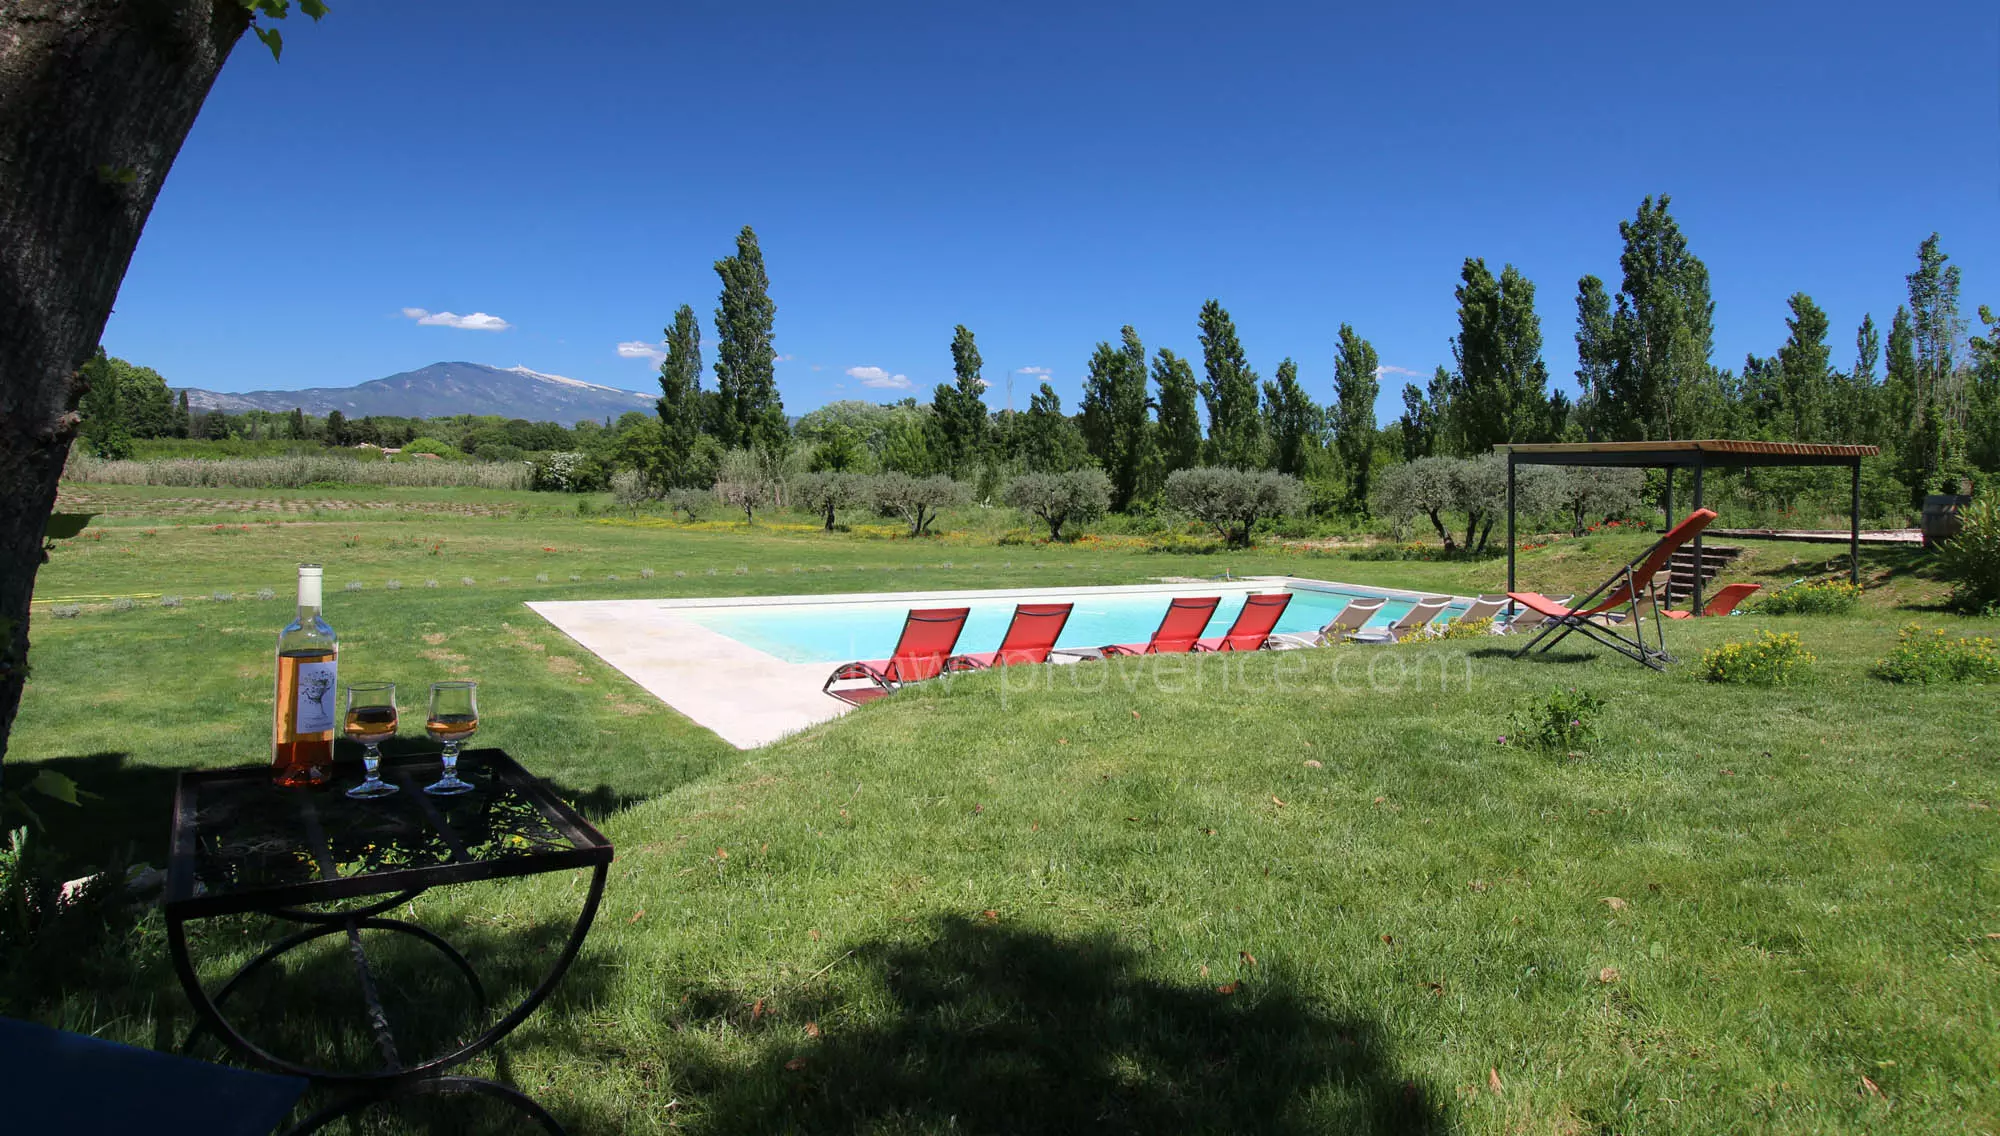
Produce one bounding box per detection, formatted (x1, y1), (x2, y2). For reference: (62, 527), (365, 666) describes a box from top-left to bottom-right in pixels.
(180, 361), (658, 425)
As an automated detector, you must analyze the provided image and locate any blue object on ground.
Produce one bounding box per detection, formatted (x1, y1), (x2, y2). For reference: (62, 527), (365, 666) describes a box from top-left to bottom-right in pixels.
(0, 1016), (306, 1136)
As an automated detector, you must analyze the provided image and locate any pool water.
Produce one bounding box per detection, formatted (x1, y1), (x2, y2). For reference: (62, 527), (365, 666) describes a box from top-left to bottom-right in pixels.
(685, 587), (1466, 664)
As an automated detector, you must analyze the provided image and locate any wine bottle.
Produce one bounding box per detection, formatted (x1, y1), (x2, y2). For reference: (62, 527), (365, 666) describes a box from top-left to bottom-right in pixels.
(272, 563), (337, 788)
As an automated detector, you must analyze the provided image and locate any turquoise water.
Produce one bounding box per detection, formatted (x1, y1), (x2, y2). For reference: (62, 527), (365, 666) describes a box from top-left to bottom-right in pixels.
(686, 587), (1465, 664)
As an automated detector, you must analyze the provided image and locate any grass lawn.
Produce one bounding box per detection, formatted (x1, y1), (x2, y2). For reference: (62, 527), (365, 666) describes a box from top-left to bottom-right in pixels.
(5, 482), (1998, 1133)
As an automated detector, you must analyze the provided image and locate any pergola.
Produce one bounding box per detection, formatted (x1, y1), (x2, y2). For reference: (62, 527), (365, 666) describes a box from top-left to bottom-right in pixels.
(1494, 440), (1882, 612)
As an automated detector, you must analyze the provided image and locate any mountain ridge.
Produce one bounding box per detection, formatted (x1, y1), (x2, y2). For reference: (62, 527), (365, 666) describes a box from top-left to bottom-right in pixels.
(180, 362), (657, 424)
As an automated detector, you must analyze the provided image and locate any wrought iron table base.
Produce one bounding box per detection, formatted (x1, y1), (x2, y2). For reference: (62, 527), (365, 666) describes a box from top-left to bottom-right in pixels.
(170, 866), (605, 1135)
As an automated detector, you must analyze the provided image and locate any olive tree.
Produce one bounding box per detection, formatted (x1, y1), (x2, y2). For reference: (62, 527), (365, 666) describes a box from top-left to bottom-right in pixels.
(1002, 469), (1111, 541)
(870, 473), (969, 537)
(1370, 456), (1462, 548)
(714, 448), (772, 524)
(1546, 466), (1645, 536)
(793, 470), (865, 532)
(1162, 467), (1307, 547)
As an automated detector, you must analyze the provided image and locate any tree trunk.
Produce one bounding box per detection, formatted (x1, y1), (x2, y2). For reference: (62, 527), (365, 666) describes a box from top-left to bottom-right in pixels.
(1425, 509), (1456, 551)
(0, 0), (249, 766)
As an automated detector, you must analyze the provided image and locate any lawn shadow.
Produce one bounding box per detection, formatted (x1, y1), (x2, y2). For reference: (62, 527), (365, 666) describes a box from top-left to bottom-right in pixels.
(2, 750), (186, 871)
(1465, 646), (1597, 666)
(671, 915), (1439, 1135)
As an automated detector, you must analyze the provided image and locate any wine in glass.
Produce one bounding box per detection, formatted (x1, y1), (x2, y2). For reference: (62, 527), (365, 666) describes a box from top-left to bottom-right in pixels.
(424, 681), (478, 796)
(343, 682), (400, 799)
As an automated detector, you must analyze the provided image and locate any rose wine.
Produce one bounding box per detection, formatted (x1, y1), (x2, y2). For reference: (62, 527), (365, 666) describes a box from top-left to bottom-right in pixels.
(424, 714), (478, 743)
(345, 705), (398, 741)
(272, 565), (337, 788)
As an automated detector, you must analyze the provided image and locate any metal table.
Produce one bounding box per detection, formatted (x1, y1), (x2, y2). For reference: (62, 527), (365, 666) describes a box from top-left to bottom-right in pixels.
(165, 748), (613, 1134)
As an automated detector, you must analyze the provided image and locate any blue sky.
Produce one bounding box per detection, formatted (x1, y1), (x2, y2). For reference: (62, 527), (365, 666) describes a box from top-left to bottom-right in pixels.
(105, 0), (1998, 423)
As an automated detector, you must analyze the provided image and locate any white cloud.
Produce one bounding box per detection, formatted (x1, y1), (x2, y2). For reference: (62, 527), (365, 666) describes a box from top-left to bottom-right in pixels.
(401, 307), (512, 332)
(1375, 364), (1422, 378)
(773, 353), (795, 363)
(846, 365), (912, 390)
(617, 340), (666, 362)
(1017, 365), (1051, 375)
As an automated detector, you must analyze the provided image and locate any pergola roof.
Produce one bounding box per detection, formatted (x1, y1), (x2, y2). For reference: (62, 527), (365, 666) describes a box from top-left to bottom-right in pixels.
(1494, 439), (1880, 468)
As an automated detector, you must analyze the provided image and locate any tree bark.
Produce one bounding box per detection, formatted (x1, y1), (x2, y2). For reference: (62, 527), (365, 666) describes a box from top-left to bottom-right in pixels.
(0, 0), (249, 765)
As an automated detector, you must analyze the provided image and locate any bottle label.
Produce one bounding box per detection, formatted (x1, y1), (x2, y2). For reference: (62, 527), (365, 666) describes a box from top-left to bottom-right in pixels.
(294, 660), (338, 734)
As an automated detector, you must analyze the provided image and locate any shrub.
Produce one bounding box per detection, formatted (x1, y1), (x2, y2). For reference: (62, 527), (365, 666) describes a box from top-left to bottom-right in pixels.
(1162, 467), (1307, 547)
(1935, 497), (2000, 614)
(793, 471), (866, 532)
(1500, 687), (1606, 754)
(1700, 631), (1815, 685)
(531, 451), (605, 493)
(870, 473), (969, 537)
(1756, 579), (1863, 615)
(1431, 613), (1497, 640)
(400, 436), (462, 459)
(1873, 624), (2000, 684)
(610, 469), (656, 507)
(1002, 469), (1111, 541)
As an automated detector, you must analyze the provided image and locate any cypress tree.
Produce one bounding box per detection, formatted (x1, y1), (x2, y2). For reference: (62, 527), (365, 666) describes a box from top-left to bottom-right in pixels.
(1197, 300), (1263, 467)
(1016, 383), (1089, 473)
(1397, 383), (1436, 460)
(1151, 348), (1203, 475)
(712, 225), (785, 451)
(1331, 324), (1379, 510)
(929, 324), (988, 477)
(1079, 326), (1154, 510)
(1600, 195), (1715, 440)
(1774, 292), (1832, 441)
(1573, 275), (1615, 441)
(1261, 358), (1321, 477)
(1449, 259), (1551, 452)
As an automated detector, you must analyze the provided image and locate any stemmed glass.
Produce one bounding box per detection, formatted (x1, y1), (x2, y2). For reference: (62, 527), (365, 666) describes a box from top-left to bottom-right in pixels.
(343, 682), (400, 799)
(424, 681), (478, 796)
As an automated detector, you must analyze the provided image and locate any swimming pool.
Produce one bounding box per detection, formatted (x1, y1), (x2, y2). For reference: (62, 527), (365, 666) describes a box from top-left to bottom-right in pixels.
(682, 582), (1468, 664)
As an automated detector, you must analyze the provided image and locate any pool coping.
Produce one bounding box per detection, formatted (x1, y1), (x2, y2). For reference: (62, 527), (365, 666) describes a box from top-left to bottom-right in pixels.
(528, 576), (1475, 750)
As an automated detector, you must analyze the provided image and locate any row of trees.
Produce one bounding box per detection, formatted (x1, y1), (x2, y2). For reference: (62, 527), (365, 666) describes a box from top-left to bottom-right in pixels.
(630, 207), (1998, 526)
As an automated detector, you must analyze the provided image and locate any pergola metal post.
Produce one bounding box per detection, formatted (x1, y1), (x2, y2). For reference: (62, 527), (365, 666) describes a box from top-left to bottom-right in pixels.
(1850, 458), (1862, 586)
(1691, 456), (1706, 612)
(1505, 454), (1517, 616)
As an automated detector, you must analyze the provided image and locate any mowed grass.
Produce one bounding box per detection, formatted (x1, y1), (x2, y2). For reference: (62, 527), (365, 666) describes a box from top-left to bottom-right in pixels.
(7, 482), (1999, 1134)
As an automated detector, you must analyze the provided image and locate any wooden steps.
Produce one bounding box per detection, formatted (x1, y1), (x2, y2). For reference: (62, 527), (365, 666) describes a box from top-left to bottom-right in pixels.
(1663, 544), (1742, 606)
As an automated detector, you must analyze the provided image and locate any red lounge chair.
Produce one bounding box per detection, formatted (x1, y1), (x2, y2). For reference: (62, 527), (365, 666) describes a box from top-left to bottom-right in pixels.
(1507, 508), (1717, 670)
(1098, 596), (1221, 657)
(1193, 592), (1293, 652)
(823, 607), (971, 704)
(945, 603), (1074, 671)
(1664, 582), (1761, 620)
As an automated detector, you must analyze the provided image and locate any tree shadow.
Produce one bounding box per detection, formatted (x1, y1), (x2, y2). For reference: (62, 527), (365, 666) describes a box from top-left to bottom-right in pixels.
(1, 750), (185, 870)
(669, 915), (1439, 1135)
(1465, 646), (1597, 666)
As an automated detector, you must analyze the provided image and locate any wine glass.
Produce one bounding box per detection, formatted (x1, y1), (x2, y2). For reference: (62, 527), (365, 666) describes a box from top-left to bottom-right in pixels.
(424, 681), (478, 796)
(343, 682), (400, 799)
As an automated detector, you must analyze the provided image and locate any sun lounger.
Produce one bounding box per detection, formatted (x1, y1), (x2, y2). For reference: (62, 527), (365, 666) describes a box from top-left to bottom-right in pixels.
(1497, 595), (1572, 633)
(945, 603), (1074, 671)
(1268, 596), (1387, 649)
(1192, 592), (1293, 652)
(1347, 598), (1450, 643)
(1507, 508), (1717, 670)
(1096, 596), (1222, 657)
(824, 606), (971, 704)
(1663, 582), (1760, 619)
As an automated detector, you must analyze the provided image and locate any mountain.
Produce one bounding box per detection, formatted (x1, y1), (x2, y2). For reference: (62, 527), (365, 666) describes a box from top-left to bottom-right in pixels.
(180, 362), (657, 424)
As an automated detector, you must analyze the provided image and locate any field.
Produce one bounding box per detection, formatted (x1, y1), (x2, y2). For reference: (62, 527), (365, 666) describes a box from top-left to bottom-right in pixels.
(7, 482), (1998, 1134)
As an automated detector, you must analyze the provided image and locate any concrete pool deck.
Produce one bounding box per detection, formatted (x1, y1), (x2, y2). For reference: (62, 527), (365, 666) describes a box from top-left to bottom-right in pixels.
(528, 576), (1465, 748)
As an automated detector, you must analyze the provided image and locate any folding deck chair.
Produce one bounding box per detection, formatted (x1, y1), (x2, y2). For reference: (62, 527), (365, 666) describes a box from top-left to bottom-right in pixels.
(1193, 592), (1293, 652)
(1268, 596), (1386, 650)
(824, 607), (971, 704)
(945, 602), (1074, 671)
(1506, 508), (1717, 670)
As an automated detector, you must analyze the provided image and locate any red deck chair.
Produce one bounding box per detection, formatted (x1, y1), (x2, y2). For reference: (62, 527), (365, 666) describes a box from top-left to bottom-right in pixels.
(1507, 508), (1717, 670)
(1664, 582), (1760, 620)
(823, 607), (971, 704)
(945, 603), (1074, 671)
(1193, 592), (1293, 652)
(1098, 596), (1221, 657)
